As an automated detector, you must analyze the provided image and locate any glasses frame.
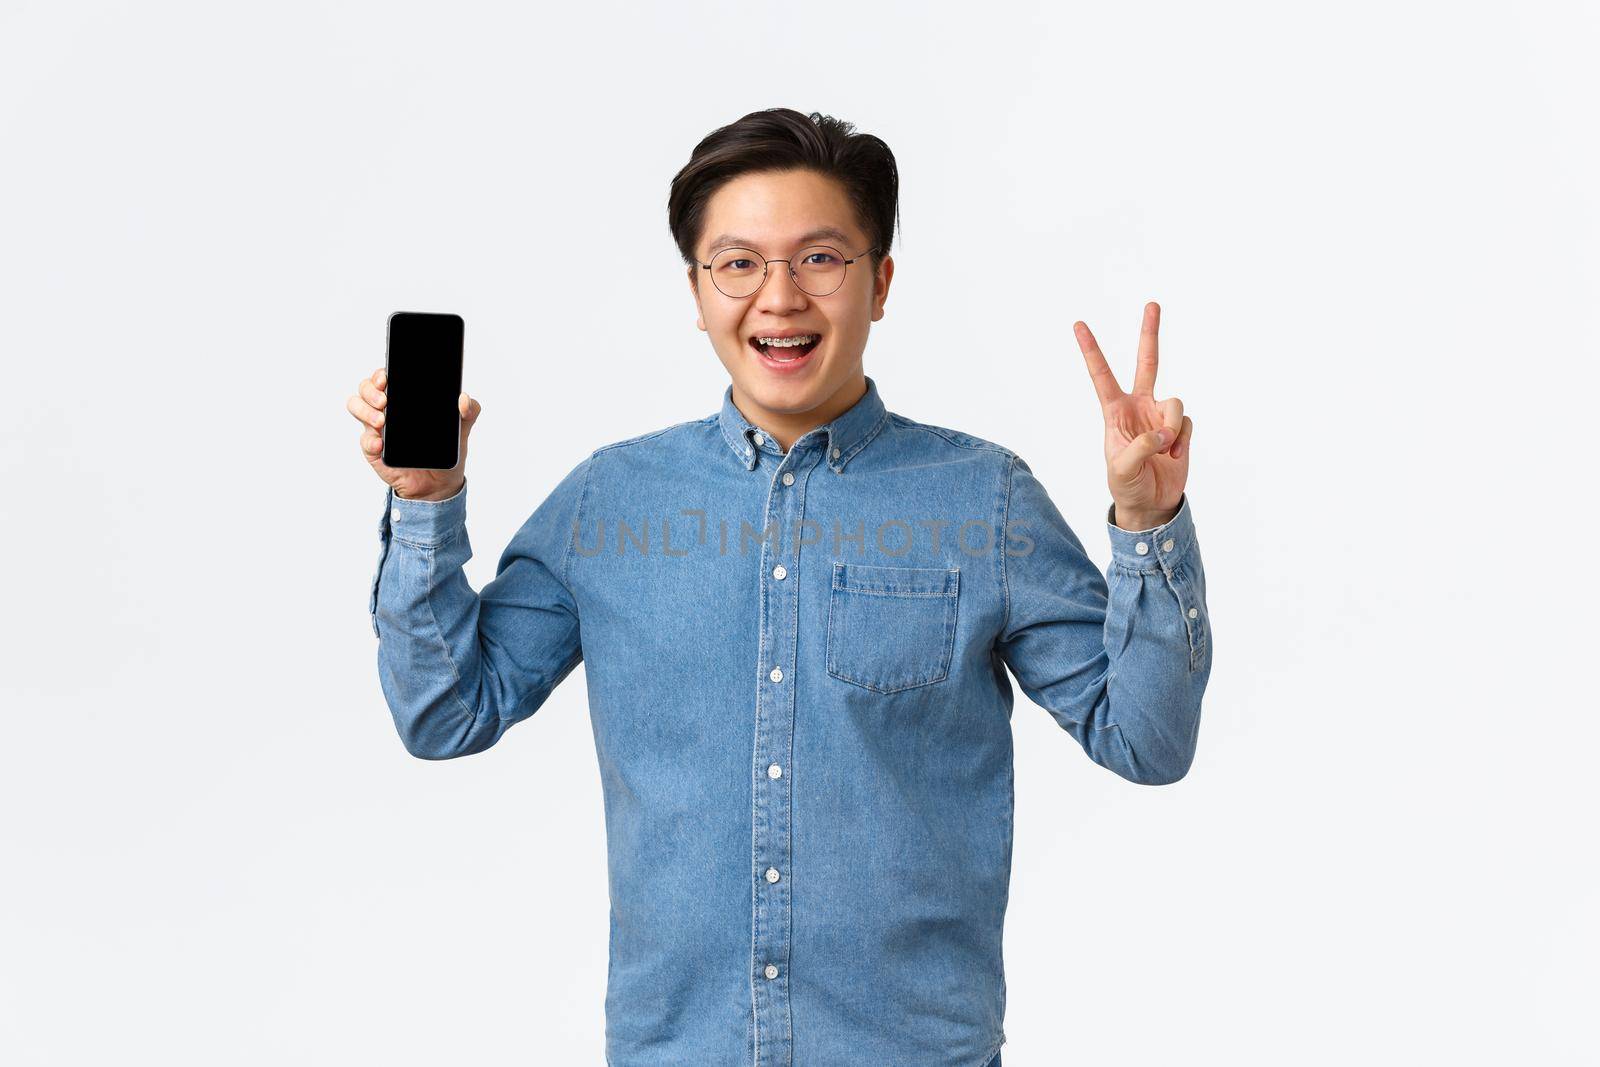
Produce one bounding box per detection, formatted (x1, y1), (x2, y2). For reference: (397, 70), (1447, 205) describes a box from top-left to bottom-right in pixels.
(698, 244), (879, 299)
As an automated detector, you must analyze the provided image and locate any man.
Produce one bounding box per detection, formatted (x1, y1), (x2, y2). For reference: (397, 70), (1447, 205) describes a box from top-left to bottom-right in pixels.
(349, 107), (1210, 1067)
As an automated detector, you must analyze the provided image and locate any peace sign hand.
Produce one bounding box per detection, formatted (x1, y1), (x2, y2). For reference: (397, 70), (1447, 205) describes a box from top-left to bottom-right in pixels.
(1076, 301), (1193, 530)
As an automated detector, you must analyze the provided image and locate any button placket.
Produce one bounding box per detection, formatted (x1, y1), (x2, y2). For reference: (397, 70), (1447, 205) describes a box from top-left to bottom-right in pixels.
(750, 445), (817, 1063)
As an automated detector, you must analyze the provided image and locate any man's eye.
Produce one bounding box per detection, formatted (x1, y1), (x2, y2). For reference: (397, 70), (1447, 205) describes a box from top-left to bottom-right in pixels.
(721, 258), (756, 271)
(804, 253), (840, 266)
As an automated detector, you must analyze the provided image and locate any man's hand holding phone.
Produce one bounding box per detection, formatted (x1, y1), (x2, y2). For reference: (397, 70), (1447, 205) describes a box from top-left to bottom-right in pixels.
(348, 366), (480, 501)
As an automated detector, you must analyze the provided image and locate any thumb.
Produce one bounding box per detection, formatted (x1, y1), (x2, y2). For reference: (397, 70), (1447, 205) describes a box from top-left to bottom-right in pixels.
(1111, 426), (1173, 481)
(457, 393), (481, 462)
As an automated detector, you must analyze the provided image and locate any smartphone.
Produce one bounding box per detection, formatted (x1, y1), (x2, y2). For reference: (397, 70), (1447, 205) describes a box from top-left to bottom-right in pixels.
(382, 311), (464, 470)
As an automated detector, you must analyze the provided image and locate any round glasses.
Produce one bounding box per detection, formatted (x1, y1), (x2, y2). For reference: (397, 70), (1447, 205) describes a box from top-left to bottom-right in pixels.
(699, 244), (878, 299)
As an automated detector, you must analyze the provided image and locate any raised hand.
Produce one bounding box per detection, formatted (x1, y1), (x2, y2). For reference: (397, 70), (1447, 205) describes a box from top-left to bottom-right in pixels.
(348, 366), (481, 501)
(1075, 301), (1193, 530)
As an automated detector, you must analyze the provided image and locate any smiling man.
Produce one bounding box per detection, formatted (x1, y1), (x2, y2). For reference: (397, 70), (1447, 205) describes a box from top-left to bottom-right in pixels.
(354, 107), (1212, 1067)
(688, 166), (884, 452)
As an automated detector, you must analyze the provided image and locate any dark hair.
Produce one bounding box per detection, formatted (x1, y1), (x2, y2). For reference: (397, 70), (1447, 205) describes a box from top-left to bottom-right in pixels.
(668, 108), (900, 284)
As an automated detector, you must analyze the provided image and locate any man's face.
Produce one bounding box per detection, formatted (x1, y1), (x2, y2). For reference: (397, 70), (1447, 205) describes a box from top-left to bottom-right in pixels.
(688, 168), (892, 426)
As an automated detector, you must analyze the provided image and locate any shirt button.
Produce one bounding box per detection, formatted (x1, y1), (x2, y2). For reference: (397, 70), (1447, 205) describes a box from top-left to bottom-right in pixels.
(1162, 538), (1175, 552)
(1135, 541), (1149, 555)
(768, 763), (782, 779)
(1188, 607), (1198, 618)
(766, 867), (780, 883)
(753, 431), (765, 445)
(772, 564), (787, 580)
(764, 964), (779, 980)
(769, 666), (783, 683)
(781, 472), (795, 486)
(831, 447), (840, 459)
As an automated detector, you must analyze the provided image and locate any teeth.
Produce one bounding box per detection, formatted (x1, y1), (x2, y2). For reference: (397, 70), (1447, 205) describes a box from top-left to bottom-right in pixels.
(756, 334), (818, 347)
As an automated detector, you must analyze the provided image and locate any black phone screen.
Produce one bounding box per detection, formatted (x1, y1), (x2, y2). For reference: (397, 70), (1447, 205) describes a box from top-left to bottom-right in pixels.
(382, 312), (464, 470)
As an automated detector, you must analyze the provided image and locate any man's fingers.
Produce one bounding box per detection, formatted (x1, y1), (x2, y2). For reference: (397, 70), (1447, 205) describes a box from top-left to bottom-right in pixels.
(347, 393), (384, 430)
(1111, 426), (1173, 482)
(1159, 395), (1183, 433)
(361, 377), (386, 409)
(1171, 415), (1193, 460)
(1132, 301), (1160, 396)
(1075, 321), (1122, 406)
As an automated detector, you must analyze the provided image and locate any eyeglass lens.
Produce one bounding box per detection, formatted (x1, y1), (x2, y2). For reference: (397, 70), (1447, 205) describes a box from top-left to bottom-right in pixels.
(708, 245), (853, 298)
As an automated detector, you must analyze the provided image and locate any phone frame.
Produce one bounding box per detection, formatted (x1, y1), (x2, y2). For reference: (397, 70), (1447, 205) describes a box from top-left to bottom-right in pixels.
(381, 311), (464, 471)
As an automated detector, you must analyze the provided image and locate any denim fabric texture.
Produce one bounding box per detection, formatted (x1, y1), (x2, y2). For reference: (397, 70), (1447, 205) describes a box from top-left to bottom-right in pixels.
(369, 375), (1212, 1066)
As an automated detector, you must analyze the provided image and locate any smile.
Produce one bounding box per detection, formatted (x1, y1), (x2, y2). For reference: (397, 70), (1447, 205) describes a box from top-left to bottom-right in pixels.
(749, 333), (822, 371)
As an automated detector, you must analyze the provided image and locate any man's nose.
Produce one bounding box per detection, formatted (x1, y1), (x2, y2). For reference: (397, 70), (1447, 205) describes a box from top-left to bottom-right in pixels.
(753, 262), (808, 310)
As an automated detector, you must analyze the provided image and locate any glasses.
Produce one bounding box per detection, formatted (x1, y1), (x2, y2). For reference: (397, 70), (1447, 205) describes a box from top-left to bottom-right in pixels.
(699, 244), (878, 299)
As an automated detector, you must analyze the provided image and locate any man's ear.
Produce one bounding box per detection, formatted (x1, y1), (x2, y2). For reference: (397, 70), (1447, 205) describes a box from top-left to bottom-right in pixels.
(871, 255), (894, 322)
(688, 267), (706, 331)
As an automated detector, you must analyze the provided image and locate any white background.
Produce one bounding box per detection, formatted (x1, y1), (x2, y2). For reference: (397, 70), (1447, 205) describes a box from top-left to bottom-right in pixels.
(2, 2), (1595, 1063)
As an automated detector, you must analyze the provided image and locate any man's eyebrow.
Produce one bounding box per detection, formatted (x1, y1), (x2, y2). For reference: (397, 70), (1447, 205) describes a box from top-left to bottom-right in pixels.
(706, 226), (854, 255)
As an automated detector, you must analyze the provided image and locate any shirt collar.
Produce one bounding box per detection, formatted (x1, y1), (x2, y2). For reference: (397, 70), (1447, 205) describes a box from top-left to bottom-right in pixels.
(717, 375), (889, 474)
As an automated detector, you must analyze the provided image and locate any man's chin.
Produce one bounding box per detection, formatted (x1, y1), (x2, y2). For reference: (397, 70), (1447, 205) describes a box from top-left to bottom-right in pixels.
(738, 365), (831, 408)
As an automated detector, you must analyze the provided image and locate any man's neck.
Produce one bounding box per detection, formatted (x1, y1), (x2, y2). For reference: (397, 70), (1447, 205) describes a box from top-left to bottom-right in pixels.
(732, 374), (867, 452)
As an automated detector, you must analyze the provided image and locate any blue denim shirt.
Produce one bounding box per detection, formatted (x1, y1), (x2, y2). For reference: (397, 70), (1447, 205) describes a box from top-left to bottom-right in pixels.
(368, 375), (1212, 1067)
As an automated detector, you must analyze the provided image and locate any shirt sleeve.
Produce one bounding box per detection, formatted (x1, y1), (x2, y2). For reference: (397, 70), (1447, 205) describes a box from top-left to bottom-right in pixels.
(369, 457), (592, 759)
(996, 454), (1213, 785)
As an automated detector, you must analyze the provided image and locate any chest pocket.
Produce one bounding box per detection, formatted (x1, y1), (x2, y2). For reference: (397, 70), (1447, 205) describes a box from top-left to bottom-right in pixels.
(826, 562), (960, 693)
